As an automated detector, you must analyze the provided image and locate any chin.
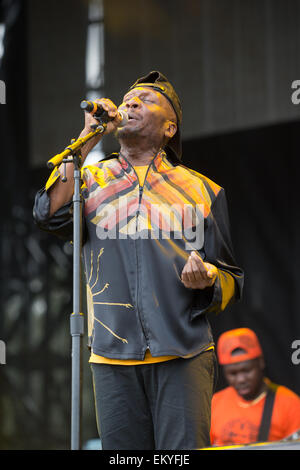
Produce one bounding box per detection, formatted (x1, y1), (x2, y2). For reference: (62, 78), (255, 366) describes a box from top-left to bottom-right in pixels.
(115, 126), (139, 140)
(237, 389), (253, 400)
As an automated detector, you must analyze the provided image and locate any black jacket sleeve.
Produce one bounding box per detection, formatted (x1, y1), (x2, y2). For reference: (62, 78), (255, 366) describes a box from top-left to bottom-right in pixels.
(196, 187), (244, 314)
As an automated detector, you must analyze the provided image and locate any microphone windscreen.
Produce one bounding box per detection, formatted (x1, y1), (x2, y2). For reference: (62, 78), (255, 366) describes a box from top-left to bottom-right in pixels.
(118, 110), (128, 128)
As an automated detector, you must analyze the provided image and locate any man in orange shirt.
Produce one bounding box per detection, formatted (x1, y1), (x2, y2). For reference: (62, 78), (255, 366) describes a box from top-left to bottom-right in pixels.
(210, 328), (300, 447)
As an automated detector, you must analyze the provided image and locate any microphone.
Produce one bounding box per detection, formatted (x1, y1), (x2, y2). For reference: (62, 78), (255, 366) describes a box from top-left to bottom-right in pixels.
(46, 101), (128, 170)
(80, 100), (128, 127)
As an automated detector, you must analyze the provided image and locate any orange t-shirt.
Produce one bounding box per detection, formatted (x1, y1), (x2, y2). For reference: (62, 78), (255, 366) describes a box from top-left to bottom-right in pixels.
(210, 380), (300, 447)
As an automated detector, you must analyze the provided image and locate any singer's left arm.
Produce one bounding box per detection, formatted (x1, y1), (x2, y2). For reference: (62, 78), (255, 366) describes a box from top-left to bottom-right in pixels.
(181, 188), (244, 315)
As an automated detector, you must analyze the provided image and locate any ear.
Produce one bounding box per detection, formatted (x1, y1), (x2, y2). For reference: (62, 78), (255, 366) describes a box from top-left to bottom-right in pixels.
(164, 120), (177, 140)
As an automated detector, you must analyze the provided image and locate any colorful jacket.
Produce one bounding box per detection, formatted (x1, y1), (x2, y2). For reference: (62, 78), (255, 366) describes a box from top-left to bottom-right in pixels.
(33, 150), (244, 360)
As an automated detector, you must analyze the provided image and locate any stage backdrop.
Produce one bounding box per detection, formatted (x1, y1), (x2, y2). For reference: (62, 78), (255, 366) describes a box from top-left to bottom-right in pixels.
(183, 120), (300, 393)
(27, 0), (300, 166)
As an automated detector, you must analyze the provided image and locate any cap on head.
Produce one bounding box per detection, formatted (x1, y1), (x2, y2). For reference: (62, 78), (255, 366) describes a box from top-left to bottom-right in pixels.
(217, 328), (263, 365)
(128, 71), (182, 162)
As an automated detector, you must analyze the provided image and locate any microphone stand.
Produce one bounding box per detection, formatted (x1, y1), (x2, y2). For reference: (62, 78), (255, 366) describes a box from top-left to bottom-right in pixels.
(47, 121), (107, 450)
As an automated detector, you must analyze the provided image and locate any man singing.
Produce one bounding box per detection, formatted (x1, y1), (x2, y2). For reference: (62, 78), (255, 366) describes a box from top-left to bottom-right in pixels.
(33, 71), (244, 450)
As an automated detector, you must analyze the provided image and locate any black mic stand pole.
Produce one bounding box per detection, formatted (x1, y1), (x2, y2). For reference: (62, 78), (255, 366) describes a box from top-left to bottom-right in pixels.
(70, 148), (84, 451)
(47, 121), (107, 450)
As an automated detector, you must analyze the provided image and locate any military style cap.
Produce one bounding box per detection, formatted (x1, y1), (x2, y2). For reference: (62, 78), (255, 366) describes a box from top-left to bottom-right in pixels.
(128, 71), (182, 162)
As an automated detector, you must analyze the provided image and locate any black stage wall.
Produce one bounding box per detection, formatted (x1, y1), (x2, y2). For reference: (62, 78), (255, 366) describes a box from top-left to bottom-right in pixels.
(0, 0), (97, 449)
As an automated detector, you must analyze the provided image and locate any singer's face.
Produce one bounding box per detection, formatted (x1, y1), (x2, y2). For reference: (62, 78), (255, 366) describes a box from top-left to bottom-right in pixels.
(117, 87), (176, 144)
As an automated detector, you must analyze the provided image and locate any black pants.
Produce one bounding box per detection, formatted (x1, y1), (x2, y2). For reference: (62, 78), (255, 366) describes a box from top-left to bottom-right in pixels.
(90, 349), (217, 450)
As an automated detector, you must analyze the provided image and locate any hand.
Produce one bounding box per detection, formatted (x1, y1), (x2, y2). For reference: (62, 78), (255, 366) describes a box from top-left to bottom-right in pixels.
(181, 251), (218, 290)
(78, 98), (123, 160)
(82, 98), (123, 136)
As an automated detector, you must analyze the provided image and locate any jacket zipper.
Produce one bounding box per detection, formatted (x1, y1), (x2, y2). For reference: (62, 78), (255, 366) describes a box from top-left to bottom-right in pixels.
(123, 155), (155, 349)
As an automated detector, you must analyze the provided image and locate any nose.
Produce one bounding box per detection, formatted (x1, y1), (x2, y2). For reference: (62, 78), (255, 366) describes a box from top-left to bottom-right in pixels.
(235, 372), (247, 385)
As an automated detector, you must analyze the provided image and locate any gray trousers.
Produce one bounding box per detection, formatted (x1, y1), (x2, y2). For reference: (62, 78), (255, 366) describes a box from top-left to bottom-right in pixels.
(90, 349), (217, 450)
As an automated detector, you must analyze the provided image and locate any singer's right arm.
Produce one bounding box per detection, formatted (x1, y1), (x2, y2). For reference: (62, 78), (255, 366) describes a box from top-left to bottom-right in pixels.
(48, 99), (121, 216)
(48, 126), (101, 216)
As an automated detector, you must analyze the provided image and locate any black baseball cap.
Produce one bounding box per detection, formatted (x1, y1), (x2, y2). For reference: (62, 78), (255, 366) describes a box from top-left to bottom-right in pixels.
(128, 71), (182, 162)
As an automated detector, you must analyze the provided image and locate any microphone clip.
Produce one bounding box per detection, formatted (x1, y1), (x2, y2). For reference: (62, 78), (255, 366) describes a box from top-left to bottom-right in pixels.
(90, 122), (107, 132)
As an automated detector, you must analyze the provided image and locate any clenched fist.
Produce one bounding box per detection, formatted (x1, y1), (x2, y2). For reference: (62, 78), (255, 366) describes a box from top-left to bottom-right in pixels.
(181, 251), (218, 289)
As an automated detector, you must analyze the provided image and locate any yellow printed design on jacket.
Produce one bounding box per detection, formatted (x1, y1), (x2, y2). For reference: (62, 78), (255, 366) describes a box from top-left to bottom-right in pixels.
(81, 151), (220, 250)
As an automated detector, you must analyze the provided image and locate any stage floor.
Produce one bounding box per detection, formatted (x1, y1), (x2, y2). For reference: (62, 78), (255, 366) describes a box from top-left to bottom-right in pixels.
(204, 439), (300, 450)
